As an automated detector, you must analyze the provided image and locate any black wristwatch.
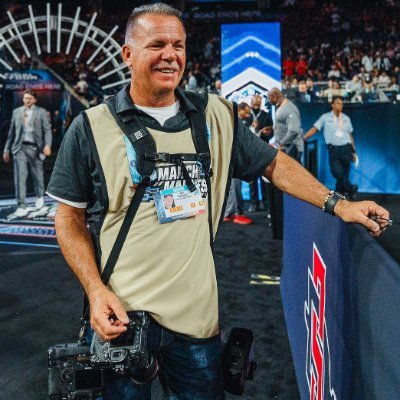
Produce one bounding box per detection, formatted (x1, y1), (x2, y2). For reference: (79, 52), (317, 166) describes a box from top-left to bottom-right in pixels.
(323, 191), (346, 215)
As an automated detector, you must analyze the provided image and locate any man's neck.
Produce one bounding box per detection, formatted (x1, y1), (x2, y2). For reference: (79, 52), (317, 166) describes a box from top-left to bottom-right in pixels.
(333, 110), (341, 117)
(276, 97), (286, 107)
(130, 85), (177, 108)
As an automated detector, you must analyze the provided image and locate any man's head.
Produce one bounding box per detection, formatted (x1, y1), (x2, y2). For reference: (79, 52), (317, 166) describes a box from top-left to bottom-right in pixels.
(122, 3), (186, 104)
(364, 76), (373, 88)
(163, 194), (174, 209)
(238, 102), (251, 120)
(215, 79), (221, 90)
(250, 95), (262, 111)
(331, 96), (343, 113)
(306, 78), (314, 89)
(298, 80), (307, 93)
(267, 88), (284, 105)
(23, 90), (37, 108)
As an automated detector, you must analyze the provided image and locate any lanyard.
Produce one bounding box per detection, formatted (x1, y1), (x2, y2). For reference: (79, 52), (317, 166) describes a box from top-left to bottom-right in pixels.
(333, 113), (343, 130)
(251, 109), (262, 121)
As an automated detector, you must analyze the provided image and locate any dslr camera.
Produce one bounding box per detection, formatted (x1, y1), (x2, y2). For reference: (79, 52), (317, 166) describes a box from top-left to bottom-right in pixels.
(222, 327), (257, 395)
(48, 311), (158, 400)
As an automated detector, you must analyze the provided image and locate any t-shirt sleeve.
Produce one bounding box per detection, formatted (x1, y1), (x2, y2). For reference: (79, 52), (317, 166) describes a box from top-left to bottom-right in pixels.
(46, 114), (91, 206)
(313, 114), (325, 131)
(348, 117), (354, 133)
(233, 119), (278, 181)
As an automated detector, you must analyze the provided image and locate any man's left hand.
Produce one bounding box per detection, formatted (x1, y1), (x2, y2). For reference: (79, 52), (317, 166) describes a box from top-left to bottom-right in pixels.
(334, 199), (390, 237)
(43, 145), (51, 156)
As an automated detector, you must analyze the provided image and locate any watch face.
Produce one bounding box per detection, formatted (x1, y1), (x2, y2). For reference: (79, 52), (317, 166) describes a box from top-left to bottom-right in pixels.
(335, 192), (346, 199)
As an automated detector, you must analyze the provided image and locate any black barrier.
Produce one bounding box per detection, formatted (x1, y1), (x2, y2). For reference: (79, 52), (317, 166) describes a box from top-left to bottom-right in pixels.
(281, 195), (400, 399)
(298, 102), (400, 194)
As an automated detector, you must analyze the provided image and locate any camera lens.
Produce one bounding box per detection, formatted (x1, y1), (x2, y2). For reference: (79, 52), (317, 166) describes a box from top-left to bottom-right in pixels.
(61, 369), (73, 383)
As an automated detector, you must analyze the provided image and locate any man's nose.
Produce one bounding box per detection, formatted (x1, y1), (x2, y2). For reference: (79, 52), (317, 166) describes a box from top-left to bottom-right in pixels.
(161, 44), (178, 62)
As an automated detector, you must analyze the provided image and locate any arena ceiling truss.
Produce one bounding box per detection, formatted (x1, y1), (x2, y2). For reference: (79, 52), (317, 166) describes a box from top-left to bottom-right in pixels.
(0, 3), (129, 93)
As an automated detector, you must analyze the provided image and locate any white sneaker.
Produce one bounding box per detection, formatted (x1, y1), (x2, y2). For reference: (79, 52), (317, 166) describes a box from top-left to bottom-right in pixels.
(12, 207), (28, 217)
(28, 206), (49, 218)
(35, 197), (44, 209)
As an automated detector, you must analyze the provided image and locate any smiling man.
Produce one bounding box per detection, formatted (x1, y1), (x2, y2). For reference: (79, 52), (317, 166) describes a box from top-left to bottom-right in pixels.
(47, 3), (389, 400)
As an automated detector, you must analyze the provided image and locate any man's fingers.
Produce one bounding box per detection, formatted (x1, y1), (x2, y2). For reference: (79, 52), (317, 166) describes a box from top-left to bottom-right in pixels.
(110, 301), (129, 325)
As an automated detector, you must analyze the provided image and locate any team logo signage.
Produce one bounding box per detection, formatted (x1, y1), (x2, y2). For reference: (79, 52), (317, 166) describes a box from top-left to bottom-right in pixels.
(304, 244), (337, 400)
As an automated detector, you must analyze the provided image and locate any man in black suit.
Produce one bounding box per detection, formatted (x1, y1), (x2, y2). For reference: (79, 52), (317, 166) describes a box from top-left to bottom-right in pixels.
(247, 94), (273, 212)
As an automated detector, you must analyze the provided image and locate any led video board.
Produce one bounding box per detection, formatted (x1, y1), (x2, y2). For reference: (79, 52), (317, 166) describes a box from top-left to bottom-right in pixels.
(221, 22), (281, 102)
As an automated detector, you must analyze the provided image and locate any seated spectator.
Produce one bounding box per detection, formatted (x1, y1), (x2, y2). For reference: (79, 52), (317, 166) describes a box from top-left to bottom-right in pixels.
(378, 71), (391, 88)
(355, 76), (389, 103)
(283, 54), (295, 79)
(319, 79), (342, 101)
(74, 73), (89, 98)
(296, 80), (316, 102)
(345, 75), (362, 97)
(306, 77), (316, 97)
(388, 76), (399, 91)
(295, 54), (308, 78)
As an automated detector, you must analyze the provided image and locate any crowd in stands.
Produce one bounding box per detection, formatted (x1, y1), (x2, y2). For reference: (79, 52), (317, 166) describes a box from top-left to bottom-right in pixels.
(1, 1), (400, 104)
(281, 0), (400, 102)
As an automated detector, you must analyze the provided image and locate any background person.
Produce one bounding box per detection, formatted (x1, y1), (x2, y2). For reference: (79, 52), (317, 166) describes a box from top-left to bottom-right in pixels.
(303, 96), (358, 199)
(224, 102), (254, 224)
(3, 89), (52, 217)
(246, 94), (274, 212)
(267, 87), (304, 162)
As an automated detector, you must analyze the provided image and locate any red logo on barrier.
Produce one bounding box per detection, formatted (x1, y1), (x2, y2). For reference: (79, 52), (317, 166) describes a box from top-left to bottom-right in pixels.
(304, 244), (337, 400)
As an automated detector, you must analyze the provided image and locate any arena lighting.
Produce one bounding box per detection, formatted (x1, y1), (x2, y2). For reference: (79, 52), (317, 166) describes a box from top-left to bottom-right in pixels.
(65, 7), (81, 55)
(0, 3), (130, 93)
(57, 3), (62, 53)
(6, 11), (31, 58)
(76, 12), (97, 59)
(28, 5), (41, 55)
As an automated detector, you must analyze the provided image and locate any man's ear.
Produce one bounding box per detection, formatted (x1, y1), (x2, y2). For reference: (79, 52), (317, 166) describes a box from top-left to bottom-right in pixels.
(121, 44), (132, 67)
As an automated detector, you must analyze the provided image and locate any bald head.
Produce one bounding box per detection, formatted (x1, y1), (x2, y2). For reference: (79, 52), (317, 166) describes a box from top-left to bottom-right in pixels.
(267, 88), (284, 105)
(251, 95), (262, 110)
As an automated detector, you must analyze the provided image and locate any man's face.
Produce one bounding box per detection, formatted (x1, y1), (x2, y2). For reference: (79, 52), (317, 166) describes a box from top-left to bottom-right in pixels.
(298, 82), (307, 92)
(164, 195), (174, 209)
(267, 92), (277, 105)
(331, 98), (343, 113)
(23, 94), (37, 108)
(238, 106), (251, 120)
(122, 14), (186, 98)
(251, 96), (262, 111)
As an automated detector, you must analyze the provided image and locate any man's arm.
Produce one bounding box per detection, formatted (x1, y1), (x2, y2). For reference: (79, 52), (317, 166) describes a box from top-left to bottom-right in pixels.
(3, 111), (16, 162)
(55, 203), (129, 340)
(263, 151), (389, 236)
(41, 108), (52, 156)
(303, 126), (319, 140)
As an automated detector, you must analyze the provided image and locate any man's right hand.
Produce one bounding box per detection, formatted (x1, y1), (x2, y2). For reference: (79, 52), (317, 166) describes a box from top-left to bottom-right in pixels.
(89, 286), (130, 341)
(3, 152), (10, 163)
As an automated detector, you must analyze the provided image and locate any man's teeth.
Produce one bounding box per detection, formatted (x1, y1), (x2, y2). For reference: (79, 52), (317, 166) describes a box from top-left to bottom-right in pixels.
(160, 69), (175, 73)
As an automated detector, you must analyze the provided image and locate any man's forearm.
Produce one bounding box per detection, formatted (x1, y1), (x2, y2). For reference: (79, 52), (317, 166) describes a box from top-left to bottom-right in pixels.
(55, 204), (105, 299)
(264, 151), (329, 208)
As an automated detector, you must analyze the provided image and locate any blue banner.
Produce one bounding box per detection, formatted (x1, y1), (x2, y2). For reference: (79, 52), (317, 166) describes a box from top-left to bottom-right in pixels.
(281, 194), (400, 399)
(221, 22), (281, 103)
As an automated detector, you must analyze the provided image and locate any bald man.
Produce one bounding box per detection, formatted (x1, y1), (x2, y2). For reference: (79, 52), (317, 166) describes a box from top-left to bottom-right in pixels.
(268, 88), (304, 162)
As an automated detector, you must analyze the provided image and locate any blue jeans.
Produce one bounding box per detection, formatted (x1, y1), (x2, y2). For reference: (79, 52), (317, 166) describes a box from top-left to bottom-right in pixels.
(89, 317), (225, 400)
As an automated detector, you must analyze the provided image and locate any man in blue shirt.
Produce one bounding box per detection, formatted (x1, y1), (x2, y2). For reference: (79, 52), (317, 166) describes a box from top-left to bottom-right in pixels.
(303, 96), (358, 198)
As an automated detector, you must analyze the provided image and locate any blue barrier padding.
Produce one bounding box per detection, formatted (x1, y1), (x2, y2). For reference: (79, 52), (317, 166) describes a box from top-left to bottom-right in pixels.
(281, 194), (400, 399)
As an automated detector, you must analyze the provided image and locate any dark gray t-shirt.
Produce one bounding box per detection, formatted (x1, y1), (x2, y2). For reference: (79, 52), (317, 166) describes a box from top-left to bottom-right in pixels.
(274, 99), (304, 152)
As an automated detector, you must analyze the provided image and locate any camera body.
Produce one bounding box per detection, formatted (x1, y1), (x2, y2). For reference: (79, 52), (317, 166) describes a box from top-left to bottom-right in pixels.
(48, 342), (103, 400)
(222, 327), (257, 395)
(48, 311), (158, 399)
